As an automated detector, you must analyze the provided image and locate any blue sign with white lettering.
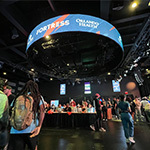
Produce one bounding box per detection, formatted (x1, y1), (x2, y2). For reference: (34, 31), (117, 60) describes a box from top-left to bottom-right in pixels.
(26, 14), (123, 51)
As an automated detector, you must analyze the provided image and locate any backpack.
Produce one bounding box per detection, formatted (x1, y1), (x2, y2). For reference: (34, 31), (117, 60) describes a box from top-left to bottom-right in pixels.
(10, 95), (34, 131)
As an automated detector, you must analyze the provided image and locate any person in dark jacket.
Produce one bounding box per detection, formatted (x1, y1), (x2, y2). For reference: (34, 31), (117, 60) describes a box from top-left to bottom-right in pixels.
(90, 93), (106, 132)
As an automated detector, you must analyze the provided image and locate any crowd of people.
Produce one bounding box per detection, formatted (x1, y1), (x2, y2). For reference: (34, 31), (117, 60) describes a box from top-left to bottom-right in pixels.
(44, 94), (150, 124)
(45, 99), (95, 114)
(0, 77), (150, 149)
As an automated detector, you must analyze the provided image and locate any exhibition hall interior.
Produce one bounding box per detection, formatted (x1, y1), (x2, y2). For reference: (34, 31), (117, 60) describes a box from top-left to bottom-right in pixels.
(0, 0), (150, 150)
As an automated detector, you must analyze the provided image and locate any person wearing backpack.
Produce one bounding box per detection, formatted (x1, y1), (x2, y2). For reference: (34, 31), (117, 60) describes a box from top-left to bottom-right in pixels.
(8, 80), (45, 150)
(0, 78), (9, 150)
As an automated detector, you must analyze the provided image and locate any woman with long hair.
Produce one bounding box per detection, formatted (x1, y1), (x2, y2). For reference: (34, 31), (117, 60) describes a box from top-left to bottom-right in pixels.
(8, 80), (45, 150)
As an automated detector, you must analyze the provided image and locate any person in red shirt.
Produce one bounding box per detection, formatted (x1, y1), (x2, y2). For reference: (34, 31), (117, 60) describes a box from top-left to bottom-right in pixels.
(70, 99), (76, 107)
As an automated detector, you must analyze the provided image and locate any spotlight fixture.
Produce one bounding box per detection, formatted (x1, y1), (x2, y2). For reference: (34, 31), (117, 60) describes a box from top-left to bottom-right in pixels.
(131, 2), (137, 8)
(124, 74), (127, 77)
(3, 72), (7, 75)
(97, 80), (101, 84)
(45, 35), (50, 39)
(31, 68), (34, 72)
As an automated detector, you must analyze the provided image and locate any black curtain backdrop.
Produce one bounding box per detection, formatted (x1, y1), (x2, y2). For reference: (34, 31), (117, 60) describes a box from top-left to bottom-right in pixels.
(38, 76), (140, 104)
(139, 77), (150, 97)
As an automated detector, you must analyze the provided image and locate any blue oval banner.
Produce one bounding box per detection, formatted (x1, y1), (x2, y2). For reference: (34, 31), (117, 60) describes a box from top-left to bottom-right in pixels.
(26, 14), (123, 51)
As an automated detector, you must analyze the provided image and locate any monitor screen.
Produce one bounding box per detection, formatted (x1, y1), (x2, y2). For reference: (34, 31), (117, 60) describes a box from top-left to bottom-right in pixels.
(84, 82), (91, 94)
(50, 100), (59, 107)
(112, 80), (121, 92)
(60, 84), (66, 95)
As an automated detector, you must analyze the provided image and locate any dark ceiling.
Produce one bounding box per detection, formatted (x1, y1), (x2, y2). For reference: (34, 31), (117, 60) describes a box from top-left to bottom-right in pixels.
(0, 0), (150, 82)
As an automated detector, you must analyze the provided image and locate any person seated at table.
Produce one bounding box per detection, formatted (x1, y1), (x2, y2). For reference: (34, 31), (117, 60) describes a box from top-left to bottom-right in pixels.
(62, 104), (66, 112)
(51, 104), (56, 112)
(77, 104), (82, 113)
(70, 99), (76, 107)
(56, 104), (63, 113)
(45, 103), (50, 113)
(64, 103), (71, 112)
(82, 100), (88, 107)
(81, 104), (87, 113)
(70, 102), (77, 112)
(87, 104), (95, 113)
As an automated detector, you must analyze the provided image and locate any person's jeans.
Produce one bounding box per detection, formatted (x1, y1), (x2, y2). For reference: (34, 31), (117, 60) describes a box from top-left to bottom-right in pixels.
(115, 108), (120, 119)
(121, 113), (134, 139)
(135, 108), (142, 121)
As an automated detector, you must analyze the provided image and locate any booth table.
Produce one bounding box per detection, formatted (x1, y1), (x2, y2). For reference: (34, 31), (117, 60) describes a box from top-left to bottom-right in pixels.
(43, 113), (96, 128)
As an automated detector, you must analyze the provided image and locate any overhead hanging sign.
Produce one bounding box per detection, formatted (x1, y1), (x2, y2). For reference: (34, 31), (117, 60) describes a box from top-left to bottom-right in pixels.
(26, 14), (123, 51)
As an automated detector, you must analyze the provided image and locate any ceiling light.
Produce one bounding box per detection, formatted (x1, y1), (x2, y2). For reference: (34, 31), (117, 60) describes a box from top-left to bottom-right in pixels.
(125, 70), (128, 73)
(131, 2), (137, 8)
(31, 68), (34, 72)
(74, 70), (77, 73)
(45, 35), (50, 39)
(50, 78), (53, 81)
(107, 72), (111, 75)
(148, 1), (150, 6)
(3, 72), (7, 75)
(67, 63), (69, 66)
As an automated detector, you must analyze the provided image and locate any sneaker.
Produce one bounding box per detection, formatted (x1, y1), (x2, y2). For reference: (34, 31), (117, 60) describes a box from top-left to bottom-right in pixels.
(99, 127), (106, 132)
(90, 125), (95, 131)
(126, 138), (130, 143)
(129, 137), (135, 144)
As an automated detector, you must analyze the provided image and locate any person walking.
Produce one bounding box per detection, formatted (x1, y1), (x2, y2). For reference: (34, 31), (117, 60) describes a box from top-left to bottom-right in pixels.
(118, 95), (135, 144)
(8, 80), (45, 150)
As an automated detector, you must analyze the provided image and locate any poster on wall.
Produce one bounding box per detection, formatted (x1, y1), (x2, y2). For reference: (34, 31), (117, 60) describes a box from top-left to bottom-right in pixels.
(60, 84), (66, 95)
(112, 80), (121, 92)
(84, 82), (91, 94)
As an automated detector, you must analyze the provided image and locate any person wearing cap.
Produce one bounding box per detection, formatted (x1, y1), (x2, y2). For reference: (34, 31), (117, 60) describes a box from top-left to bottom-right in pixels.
(90, 93), (106, 132)
(0, 78), (9, 149)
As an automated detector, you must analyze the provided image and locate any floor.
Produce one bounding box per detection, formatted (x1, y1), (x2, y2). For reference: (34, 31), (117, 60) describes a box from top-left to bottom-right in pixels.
(38, 120), (150, 150)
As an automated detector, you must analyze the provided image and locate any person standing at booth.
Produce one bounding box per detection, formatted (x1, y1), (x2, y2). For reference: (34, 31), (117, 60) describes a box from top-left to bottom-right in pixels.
(90, 93), (106, 132)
